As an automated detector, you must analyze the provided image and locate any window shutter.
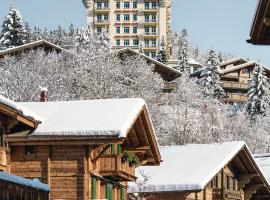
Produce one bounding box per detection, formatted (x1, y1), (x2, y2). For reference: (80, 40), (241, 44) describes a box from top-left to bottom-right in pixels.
(106, 183), (113, 200)
(111, 144), (115, 155)
(121, 188), (125, 200)
(91, 177), (96, 199)
(117, 144), (122, 155)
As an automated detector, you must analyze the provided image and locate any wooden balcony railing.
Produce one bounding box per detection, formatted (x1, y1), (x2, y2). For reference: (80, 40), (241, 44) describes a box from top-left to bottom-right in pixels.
(99, 155), (136, 181)
(222, 81), (249, 90)
(212, 189), (241, 200)
(222, 93), (248, 103)
(163, 82), (177, 90)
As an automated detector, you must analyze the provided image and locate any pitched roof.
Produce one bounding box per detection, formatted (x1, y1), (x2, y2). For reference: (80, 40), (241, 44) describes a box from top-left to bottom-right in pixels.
(128, 141), (269, 193)
(0, 172), (50, 192)
(220, 61), (257, 75)
(116, 48), (182, 81)
(15, 98), (147, 138)
(254, 153), (270, 183)
(0, 40), (65, 57)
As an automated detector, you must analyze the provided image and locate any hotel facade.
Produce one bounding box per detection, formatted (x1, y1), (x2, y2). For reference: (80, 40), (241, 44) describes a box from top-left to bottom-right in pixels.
(82, 0), (172, 58)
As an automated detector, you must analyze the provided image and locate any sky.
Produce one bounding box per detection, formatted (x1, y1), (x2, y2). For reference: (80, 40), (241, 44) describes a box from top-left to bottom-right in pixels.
(0, 0), (269, 65)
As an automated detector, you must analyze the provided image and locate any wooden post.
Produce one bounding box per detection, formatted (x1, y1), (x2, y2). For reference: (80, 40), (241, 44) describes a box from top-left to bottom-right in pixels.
(47, 146), (51, 200)
(96, 179), (101, 199)
(84, 145), (89, 200)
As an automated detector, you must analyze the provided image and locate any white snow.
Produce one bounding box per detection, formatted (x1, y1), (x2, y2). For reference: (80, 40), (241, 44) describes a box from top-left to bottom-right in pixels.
(254, 154), (270, 184)
(18, 98), (146, 138)
(128, 141), (246, 193)
(0, 95), (43, 122)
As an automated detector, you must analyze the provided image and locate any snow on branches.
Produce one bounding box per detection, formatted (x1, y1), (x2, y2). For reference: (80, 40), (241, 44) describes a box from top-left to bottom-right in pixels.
(156, 36), (167, 63)
(178, 30), (189, 73)
(0, 6), (28, 49)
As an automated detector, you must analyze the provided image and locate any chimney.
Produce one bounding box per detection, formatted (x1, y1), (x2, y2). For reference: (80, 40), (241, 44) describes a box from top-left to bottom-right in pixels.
(40, 87), (48, 102)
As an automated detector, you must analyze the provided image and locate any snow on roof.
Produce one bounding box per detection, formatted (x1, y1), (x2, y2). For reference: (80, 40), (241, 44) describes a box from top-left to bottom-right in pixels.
(220, 61), (256, 75)
(18, 98), (146, 138)
(220, 58), (247, 67)
(188, 58), (203, 67)
(254, 153), (270, 184)
(128, 141), (246, 193)
(0, 171), (50, 192)
(0, 40), (66, 57)
(0, 95), (43, 122)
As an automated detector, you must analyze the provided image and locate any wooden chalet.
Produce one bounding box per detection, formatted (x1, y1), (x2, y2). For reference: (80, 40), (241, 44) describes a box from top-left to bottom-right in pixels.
(0, 40), (65, 59)
(248, 0), (270, 45)
(0, 96), (161, 200)
(128, 142), (270, 200)
(0, 171), (50, 200)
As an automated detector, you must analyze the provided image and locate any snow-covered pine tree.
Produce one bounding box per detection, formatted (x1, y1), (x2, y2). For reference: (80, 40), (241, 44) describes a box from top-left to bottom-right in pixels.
(139, 41), (144, 54)
(24, 22), (32, 43)
(0, 6), (27, 49)
(156, 36), (167, 63)
(171, 32), (180, 59)
(178, 30), (189, 73)
(199, 49), (225, 100)
(246, 64), (270, 120)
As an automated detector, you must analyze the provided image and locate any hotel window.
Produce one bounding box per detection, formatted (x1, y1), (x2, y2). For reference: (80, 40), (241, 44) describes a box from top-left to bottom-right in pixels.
(97, 2), (102, 8)
(145, 2), (150, 9)
(133, 39), (139, 46)
(116, 14), (121, 21)
(97, 15), (102, 21)
(104, 15), (109, 21)
(133, 14), (137, 21)
(124, 27), (130, 34)
(116, 39), (120, 46)
(124, 14), (130, 21)
(151, 52), (156, 58)
(124, 40), (130, 46)
(116, 27), (120, 34)
(116, 2), (120, 8)
(152, 2), (157, 9)
(145, 27), (150, 34)
(97, 27), (102, 33)
(151, 39), (156, 47)
(25, 146), (36, 156)
(152, 15), (157, 22)
(133, 27), (137, 33)
(133, 1), (137, 8)
(152, 27), (157, 34)
(104, 2), (109, 8)
(145, 14), (149, 22)
(144, 39), (149, 47)
(145, 52), (150, 57)
(124, 2), (130, 8)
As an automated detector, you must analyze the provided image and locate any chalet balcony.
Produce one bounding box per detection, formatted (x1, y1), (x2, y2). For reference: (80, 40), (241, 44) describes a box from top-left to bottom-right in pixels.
(0, 149), (7, 170)
(222, 81), (249, 90)
(222, 93), (248, 103)
(213, 189), (242, 200)
(99, 155), (136, 181)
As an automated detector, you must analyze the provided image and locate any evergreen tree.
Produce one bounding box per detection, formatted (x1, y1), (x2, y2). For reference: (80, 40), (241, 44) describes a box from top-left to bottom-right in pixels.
(178, 30), (189, 73)
(156, 36), (167, 63)
(139, 41), (144, 54)
(31, 26), (42, 41)
(0, 6), (27, 49)
(246, 64), (270, 120)
(24, 22), (32, 43)
(98, 26), (110, 51)
(199, 49), (225, 100)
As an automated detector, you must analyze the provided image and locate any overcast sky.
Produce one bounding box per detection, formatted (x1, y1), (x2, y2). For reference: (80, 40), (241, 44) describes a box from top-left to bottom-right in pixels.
(0, 0), (269, 65)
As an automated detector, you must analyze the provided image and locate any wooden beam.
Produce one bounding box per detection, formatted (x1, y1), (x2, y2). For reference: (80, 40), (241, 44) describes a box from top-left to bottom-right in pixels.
(140, 158), (155, 165)
(93, 145), (110, 163)
(244, 184), (265, 200)
(238, 174), (257, 189)
(122, 146), (150, 153)
(128, 127), (140, 147)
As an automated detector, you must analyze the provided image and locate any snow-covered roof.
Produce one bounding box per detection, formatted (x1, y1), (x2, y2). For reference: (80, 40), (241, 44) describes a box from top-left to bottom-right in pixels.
(220, 58), (247, 67)
(0, 40), (66, 57)
(17, 98), (146, 138)
(0, 171), (50, 192)
(254, 153), (270, 184)
(128, 141), (249, 193)
(220, 61), (256, 75)
(188, 58), (203, 67)
(0, 95), (43, 122)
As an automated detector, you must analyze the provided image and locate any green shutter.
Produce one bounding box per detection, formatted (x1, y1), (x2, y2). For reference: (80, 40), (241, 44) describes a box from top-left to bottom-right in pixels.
(117, 144), (122, 155)
(111, 144), (115, 155)
(91, 177), (96, 199)
(121, 188), (125, 200)
(106, 183), (113, 200)
(217, 173), (222, 188)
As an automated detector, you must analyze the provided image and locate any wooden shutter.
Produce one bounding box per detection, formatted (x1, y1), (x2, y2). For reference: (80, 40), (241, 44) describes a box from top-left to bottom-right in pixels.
(121, 188), (125, 200)
(106, 183), (113, 200)
(91, 177), (96, 199)
(111, 145), (115, 155)
(117, 144), (122, 155)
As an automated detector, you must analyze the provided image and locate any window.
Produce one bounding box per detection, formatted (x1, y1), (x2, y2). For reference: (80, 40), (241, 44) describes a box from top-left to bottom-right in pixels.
(145, 52), (150, 57)
(145, 27), (150, 34)
(133, 27), (137, 33)
(133, 14), (137, 21)
(144, 39), (149, 47)
(133, 39), (139, 46)
(116, 27), (120, 34)
(151, 39), (156, 47)
(124, 2), (130, 8)
(104, 15), (109, 21)
(124, 27), (130, 33)
(104, 2), (109, 8)
(152, 2), (157, 9)
(116, 14), (121, 21)
(124, 40), (130, 46)
(133, 1), (137, 9)
(116, 2), (120, 8)
(152, 27), (157, 34)
(152, 15), (157, 22)
(145, 2), (150, 9)
(97, 27), (102, 33)
(116, 40), (120, 46)
(25, 146), (36, 156)
(97, 2), (102, 8)
(97, 15), (102, 21)
(151, 52), (156, 58)
(124, 14), (130, 21)
(145, 14), (149, 22)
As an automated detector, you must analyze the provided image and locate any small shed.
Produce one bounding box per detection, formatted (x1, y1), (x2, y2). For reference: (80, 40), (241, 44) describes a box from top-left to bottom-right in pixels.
(0, 171), (50, 200)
